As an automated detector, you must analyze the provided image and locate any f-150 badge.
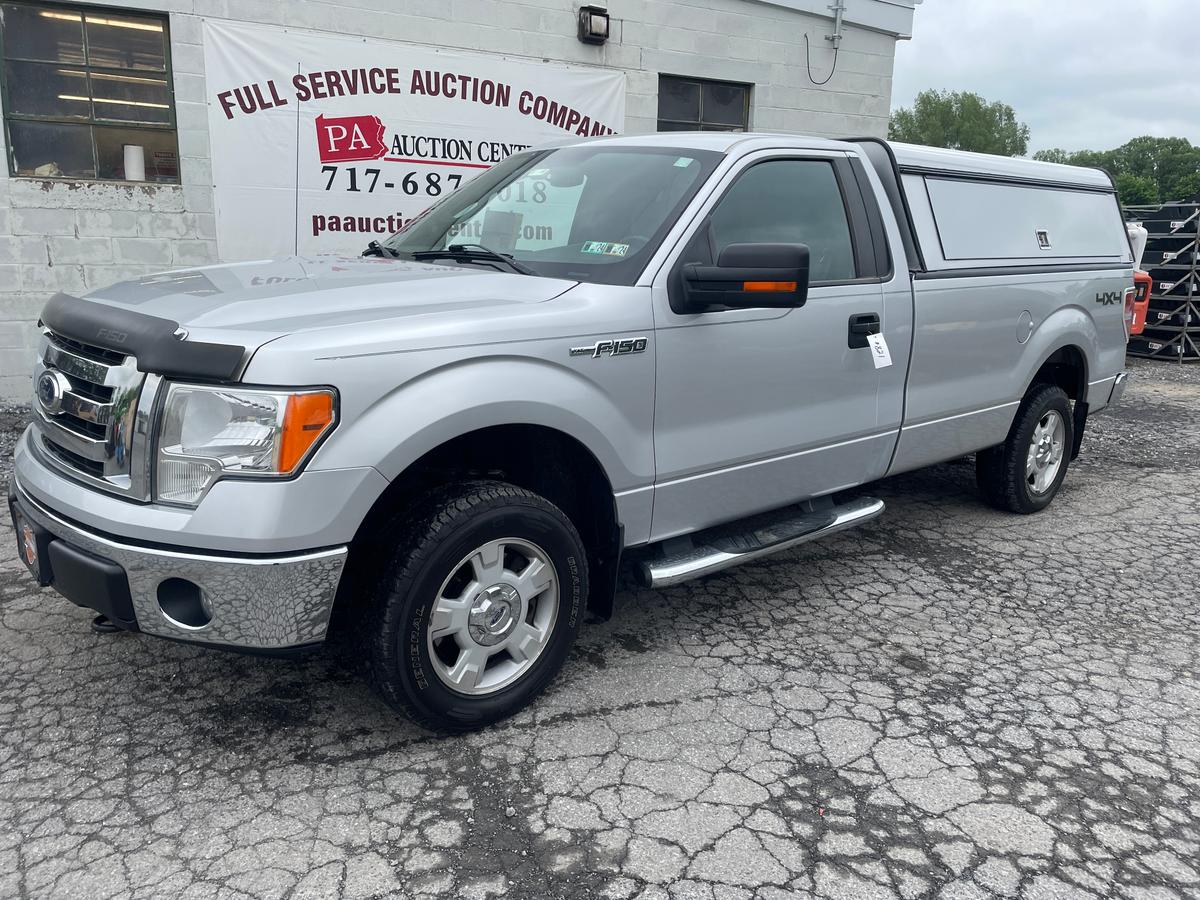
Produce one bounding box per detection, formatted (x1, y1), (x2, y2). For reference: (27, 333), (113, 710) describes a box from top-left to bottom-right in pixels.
(570, 337), (648, 359)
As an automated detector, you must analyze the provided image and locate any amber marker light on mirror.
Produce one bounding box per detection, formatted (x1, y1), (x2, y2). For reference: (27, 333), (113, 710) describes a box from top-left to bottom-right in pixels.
(743, 281), (798, 292)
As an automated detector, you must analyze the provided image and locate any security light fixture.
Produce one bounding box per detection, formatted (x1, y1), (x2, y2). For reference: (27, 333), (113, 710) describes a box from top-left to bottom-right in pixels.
(578, 6), (610, 45)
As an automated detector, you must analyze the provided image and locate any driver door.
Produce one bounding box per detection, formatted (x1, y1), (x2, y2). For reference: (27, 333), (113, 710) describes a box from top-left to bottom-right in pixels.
(650, 151), (895, 541)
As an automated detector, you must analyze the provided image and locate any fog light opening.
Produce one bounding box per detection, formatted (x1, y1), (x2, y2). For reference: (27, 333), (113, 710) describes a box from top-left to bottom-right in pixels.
(157, 578), (211, 629)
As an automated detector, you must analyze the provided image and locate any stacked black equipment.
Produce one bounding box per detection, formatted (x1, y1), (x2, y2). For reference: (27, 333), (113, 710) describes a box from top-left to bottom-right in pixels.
(1126, 200), (1200, 362)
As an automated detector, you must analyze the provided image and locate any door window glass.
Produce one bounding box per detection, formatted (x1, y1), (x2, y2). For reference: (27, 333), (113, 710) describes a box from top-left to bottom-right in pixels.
(708, 159), (857, 283)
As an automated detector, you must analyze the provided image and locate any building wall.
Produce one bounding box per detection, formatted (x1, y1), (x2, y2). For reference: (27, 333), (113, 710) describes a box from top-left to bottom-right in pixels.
(0, 0), (902, 399)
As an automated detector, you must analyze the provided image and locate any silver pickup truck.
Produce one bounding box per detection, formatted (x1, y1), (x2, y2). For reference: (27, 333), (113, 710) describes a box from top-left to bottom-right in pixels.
(9, 134), (1133, 730)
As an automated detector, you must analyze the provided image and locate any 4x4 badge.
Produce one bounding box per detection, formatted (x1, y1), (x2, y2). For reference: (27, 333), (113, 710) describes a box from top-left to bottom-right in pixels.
(570, 337), (648, 359)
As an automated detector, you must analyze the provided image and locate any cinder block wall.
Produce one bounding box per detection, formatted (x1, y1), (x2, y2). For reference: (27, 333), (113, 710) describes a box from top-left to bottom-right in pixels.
(0, 0), (899, 399)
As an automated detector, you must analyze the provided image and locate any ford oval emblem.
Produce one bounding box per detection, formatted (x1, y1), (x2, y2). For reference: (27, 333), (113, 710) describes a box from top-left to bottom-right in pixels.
(36, 370), (72, 416)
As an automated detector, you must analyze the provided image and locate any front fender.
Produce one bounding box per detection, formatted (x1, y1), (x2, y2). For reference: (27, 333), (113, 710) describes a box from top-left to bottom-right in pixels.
(312, 352), (655, 495)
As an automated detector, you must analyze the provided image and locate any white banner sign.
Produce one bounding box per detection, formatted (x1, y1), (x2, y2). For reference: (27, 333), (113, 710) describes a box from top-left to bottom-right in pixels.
(201, 21), (626, 260)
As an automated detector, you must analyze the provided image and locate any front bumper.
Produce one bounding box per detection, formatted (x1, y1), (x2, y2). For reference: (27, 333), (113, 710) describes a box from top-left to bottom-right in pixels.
(15, 427), (388, 554)
(9, 478), (347, 651)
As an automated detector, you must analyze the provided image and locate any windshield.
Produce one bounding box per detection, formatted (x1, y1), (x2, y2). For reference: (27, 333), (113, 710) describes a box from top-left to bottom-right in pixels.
(383, 145), (722, 285)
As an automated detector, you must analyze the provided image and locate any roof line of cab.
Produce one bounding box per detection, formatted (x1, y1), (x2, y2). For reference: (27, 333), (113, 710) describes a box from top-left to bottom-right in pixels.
(545, 131), (1115, 193)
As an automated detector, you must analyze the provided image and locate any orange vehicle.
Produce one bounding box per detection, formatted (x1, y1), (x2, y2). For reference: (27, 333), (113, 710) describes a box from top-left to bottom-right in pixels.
(1130, 269), (1152, 336)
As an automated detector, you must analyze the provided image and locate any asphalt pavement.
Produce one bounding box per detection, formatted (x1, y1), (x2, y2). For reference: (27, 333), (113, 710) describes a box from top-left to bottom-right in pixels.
(1, 357), (1198, 900)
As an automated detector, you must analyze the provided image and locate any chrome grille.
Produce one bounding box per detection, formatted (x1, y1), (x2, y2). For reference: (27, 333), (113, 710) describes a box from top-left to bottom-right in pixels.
(41, 435), (106, 478)
(32, 327), (160, 500)
(45, 331), (127, 365)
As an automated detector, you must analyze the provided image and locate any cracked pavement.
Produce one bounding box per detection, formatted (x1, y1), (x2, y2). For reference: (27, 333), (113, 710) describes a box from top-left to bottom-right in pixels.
(2, 357), (1199, 899)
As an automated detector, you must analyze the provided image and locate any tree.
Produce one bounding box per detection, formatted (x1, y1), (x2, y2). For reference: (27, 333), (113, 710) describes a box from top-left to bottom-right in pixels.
(1033, 136), (1200, 205)
(1171, 172), (1200, 201)
(1031, 148), (1069, 165)
(1113, 173), (1158, 206)
(889, 90), (1030, 157)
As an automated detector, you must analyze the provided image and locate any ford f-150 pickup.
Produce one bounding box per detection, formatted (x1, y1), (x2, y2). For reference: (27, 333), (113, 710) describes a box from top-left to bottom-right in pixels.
(9, 134), (1134, 730)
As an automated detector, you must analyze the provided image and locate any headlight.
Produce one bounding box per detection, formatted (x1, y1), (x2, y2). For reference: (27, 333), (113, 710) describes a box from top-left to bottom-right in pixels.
(156, 384), (336, 506)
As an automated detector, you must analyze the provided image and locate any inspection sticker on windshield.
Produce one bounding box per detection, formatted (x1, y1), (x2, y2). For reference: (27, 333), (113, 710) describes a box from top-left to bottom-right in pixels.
(867, 333), (893, 369)
(582, 241), (629, 257)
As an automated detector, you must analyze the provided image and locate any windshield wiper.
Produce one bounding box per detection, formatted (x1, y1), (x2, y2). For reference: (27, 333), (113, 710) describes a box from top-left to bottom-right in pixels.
(410, 243), (537, 276)
(363, 240), (400, 259)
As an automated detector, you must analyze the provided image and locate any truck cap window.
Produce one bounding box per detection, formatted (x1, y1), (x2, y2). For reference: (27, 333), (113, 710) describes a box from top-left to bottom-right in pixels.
(384, 146), (722, 285)
(922, 176), (1130, 263)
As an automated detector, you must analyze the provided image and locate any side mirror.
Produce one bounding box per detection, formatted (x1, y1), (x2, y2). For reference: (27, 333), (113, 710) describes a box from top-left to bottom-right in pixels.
(679, 243), (810, 312)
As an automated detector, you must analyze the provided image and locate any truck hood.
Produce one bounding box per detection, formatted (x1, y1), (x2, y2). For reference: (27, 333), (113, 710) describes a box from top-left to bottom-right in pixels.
(81, 255), (578, 351)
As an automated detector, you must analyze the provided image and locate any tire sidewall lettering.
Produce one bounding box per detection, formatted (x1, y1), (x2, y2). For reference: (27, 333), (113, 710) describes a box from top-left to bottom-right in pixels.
(409, 601), (430, 690)
(566, 554), (581, 628)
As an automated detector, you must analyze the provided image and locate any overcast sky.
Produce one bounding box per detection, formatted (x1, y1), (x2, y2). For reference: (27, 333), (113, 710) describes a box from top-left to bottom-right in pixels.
(892, 0), (1200, 155)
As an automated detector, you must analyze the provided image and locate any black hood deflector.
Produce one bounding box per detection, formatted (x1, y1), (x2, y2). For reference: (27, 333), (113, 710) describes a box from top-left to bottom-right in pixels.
(40, 293), (246, 381)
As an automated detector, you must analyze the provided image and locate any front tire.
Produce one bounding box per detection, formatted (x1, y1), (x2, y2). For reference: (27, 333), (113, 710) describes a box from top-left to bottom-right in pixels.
(366, 480), (587, 732)
(976, 384), (1073, 514)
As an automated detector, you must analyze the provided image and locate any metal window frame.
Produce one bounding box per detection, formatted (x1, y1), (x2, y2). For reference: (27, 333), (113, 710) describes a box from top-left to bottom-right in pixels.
(0, 0), (179, 182)
(656, 74), (752, 133)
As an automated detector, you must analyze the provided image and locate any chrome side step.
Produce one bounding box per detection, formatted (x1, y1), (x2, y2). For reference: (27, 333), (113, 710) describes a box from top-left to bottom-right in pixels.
(640, 496), (885, 589)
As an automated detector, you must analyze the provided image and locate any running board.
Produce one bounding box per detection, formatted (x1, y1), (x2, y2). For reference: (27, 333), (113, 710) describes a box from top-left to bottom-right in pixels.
(640, 496), (885, 589)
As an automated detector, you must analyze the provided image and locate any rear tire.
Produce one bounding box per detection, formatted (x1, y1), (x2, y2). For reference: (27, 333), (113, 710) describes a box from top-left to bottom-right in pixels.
(976, 384), (1073, 514)
(365, 480), (587, 732)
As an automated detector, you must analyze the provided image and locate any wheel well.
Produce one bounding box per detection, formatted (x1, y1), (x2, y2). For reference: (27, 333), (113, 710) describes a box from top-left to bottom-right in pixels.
(335, 425), (622, 629)
(1031, 345), (1087, 401)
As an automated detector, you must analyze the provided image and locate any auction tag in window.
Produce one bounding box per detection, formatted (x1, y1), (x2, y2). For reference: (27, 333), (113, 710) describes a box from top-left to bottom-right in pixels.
(867, 332), (893, 369)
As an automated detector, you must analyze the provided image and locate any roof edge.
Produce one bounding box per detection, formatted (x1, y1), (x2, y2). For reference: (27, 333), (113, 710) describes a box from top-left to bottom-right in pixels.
(744, 0), (920, 39)
(888, 141), (1115, 191)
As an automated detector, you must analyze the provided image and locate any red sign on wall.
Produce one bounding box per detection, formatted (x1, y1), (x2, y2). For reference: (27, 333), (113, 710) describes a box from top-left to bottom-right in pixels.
(315, 113), (388, 163)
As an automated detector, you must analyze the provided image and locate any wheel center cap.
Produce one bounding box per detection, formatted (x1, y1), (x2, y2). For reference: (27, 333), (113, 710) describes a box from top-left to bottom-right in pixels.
(468, 584), (520, 646)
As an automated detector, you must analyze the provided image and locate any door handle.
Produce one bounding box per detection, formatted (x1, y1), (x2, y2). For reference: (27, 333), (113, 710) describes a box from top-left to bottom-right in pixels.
(847, 313), (880, 349)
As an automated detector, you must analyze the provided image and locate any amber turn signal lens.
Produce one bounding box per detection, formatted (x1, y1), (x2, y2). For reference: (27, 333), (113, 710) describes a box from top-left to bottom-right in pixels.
(742, 281), (797, 292)
(279, 391), (335, 473)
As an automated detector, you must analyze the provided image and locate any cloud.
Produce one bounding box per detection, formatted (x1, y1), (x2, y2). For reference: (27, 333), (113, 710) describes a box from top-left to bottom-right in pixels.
(893, 0), (1200, 154)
